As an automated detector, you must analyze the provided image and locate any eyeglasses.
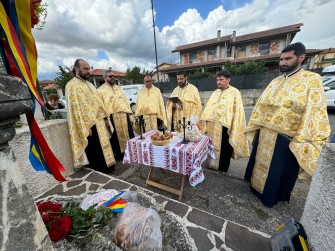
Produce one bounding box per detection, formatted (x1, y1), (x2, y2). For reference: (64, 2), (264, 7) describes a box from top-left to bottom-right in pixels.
(144, 80), (152, 83)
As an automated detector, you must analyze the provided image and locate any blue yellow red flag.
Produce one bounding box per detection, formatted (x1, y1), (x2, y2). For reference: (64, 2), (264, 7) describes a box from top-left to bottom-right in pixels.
(0, 0), (66, 181)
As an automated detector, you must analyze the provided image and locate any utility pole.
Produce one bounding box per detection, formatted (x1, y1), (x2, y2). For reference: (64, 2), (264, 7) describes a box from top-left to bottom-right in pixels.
(151, 0), (159, 82)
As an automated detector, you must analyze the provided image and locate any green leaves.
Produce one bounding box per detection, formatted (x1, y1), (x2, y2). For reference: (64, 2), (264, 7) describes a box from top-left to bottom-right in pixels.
(54, 65), (73, 93)
(61, 202), (114, 243)
(188, 70), (210, 79)
(124, 66), (153, 85)
(224, 60), (267, 75)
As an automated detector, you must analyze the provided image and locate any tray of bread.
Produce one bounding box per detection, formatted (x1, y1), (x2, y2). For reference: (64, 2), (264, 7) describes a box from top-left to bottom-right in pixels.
(150, 131), (173, 146)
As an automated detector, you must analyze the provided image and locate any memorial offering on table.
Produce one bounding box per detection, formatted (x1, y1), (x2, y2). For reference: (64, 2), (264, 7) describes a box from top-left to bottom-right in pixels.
(150, 131), (173, 146)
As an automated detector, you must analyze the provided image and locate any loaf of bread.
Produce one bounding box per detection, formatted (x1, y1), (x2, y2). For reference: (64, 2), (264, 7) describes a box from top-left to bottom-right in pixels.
(150, 132), (173, 141)
(113, 203), (162, 250)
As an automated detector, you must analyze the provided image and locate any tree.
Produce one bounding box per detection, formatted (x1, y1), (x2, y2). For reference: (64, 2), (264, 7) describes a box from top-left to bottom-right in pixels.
(124, 66), (153, 85)
(54, 66), (73, 93)
(224, 60), (267, 75)
(188, 70), (210, 79)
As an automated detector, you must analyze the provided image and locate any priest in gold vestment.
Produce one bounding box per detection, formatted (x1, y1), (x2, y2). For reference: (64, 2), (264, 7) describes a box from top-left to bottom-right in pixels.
(201, 70), (249, 172)
(98, 71), (134, 160)
(134, 75), (168, 132)
(244, 43), (331, 207)
(166, 71), (202, 131)
(66, 59), (115, 173)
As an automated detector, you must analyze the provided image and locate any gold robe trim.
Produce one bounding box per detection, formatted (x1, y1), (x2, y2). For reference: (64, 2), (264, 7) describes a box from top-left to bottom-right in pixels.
(96, 119), (116, 166)
(66, 77), (115, 169)
(246, 69), (331, 175)
(250, 127), (277, 193)
(112, 113), (129, 153)
(98, 83), (132, 152)
(135, 85), (168, 130)
(166, 83), (202, 131)
(205, 121), (223, 170)
(201, 87), (250, 170)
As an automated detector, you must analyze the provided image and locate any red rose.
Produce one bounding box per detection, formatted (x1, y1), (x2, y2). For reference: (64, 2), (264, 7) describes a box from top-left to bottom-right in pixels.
(48, 216), (72, 242)
(48, 227), (63, 242)
(41, 213), (52, 224)
(59, 216), (72, 235)
(37, 201), (62, 214)
(32, 0), (42, 4)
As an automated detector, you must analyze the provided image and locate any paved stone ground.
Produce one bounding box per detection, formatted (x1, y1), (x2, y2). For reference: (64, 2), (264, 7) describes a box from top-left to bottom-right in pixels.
(37, 168), (271, 251)
(111, 158), (310, 236)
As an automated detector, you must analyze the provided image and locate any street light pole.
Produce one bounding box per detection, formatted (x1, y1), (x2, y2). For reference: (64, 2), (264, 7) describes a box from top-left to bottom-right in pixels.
(151, 0), (159, 82)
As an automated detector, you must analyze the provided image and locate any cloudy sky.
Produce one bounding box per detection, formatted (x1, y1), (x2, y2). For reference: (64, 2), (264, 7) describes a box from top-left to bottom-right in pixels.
(32, 0), (335, 80)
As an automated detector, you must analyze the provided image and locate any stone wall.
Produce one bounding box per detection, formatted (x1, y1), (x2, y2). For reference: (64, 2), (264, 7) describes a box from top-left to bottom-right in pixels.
(0, 149), (53, 251)
(9, 119), (74, 198)
(300, 143), (335, 250)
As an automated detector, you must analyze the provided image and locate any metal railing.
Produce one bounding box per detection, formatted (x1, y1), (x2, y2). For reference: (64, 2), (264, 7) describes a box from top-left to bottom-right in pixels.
(154, 72), (280, 93)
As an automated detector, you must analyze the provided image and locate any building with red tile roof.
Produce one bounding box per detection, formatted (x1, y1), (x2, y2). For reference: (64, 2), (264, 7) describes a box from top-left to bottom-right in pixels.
(161, 23), (321, 77)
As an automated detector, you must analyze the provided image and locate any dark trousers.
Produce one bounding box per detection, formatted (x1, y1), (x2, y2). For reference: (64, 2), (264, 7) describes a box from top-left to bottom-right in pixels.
(218, 126), (234, 172)
(85, 125), (114, 174)
(244, 130), (299, 207)
(110, 114), (134, 160)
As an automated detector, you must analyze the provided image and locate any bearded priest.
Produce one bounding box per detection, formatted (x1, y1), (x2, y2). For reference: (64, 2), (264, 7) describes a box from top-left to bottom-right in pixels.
(97, 71), (134, 160)
(66, 59), (116, 173)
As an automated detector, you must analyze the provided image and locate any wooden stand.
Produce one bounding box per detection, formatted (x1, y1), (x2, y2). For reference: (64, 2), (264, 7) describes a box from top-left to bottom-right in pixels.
(145, 166), (186, 201)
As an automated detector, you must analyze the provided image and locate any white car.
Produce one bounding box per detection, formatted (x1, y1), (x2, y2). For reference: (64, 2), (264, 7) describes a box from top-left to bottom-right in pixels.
(121, 84), (144, 113)
(323, 79), (335, 110)
(59, 95), (67, 108)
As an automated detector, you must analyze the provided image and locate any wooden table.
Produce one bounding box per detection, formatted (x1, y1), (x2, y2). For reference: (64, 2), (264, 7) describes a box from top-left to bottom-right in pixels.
(123, 130), (214, 200)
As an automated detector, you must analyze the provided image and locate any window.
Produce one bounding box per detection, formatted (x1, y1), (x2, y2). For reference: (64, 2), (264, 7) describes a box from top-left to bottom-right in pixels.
(236, 45), (246, 58)
(189, 51), (197, 64)
(207, 47), (216, 61)
(259, 42), (270, 55)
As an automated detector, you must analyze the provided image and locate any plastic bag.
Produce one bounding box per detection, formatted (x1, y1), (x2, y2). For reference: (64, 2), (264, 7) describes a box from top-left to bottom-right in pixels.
(80, 189), (119, 210)
(120, 191), (138, 203)
(185, 115), (203, 142)
(113, 202), (162, 251)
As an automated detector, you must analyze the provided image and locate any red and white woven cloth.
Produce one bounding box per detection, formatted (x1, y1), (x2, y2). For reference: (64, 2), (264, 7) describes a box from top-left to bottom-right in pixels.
(123, 130), (215, 187)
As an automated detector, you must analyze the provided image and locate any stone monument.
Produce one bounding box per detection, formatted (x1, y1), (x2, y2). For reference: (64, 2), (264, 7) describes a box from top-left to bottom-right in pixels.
(0, 74), (54, 250)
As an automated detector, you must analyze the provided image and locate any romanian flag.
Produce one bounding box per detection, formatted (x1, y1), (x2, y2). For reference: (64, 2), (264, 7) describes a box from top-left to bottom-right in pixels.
(103, 192), (128, 213)
(0, 0), (66, 181)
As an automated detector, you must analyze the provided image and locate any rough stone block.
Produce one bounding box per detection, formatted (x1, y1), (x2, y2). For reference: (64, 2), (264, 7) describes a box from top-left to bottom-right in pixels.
(300, 143), (335, 250)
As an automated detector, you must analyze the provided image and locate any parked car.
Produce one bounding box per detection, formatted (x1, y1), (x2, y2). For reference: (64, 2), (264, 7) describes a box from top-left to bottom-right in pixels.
(120, 84), (144, 113)
(58, 95), (67, 108)
(322, 75), (335, 86)
(323, 80), (335, 110)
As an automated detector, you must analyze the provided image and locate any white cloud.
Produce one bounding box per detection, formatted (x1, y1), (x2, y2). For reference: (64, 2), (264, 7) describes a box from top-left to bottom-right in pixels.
(32, 0), (335, 80)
